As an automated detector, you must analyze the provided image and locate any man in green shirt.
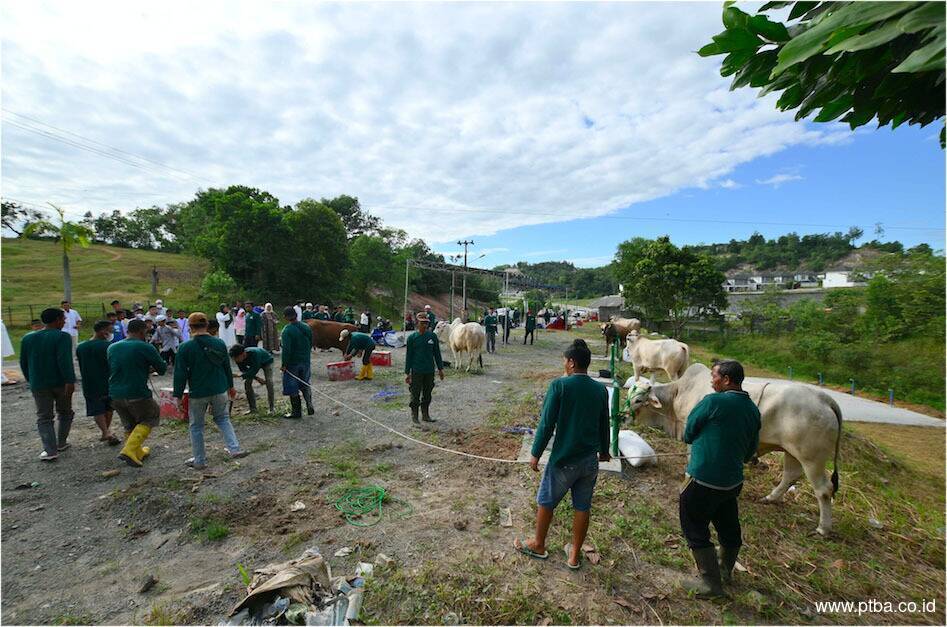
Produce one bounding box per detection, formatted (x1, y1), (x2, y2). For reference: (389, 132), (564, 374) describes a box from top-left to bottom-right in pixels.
(483, 309), (498, 353)
(332, 306), (344, 322)
(302, 303), (317, 320)
(280, 306), (314, 419)
(343, 306), (355, 324)
(173, 312), (247, 470)
(340, 329), (376, 381)
(678, 360), (761, 598)
(20, 307), (77, 461)
(77, 320), (120, 445)
(404, 313), (444, 426)
(108, 318), (168, 467)
(314, 306), (330, 321)
(243, 301), (262, 347)
(523, 310), (537, 345)
(422, 305), (436, 330)
(229, 344), (275, 414)
(515, 339), (609, 569)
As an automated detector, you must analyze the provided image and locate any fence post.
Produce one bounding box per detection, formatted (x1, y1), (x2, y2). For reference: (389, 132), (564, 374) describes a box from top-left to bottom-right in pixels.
(818, 372), (823, 386)
(849, 378), (856, 395)
(29, 304), (34, 323)
(888, 389), (894, 406)
(788, 366), (793, 381)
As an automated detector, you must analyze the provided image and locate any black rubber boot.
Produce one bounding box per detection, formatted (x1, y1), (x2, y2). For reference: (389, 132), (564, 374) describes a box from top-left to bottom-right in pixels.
(683, 547), (726, 599)
(283, 396), (302, 420)
(411, 407), (420, 425)
(719, 546), (740, 585)
(421, 406), (436, 422)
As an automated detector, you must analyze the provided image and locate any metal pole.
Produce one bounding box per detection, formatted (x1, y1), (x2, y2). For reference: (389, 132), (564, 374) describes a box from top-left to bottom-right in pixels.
(403, 258), (410, 331)
(888, 389), (894, 406)
(450, 271), (455, 321)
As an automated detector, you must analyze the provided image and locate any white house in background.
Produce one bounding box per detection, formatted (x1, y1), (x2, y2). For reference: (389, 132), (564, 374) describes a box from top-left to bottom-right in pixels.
(823, 269), (872, 288)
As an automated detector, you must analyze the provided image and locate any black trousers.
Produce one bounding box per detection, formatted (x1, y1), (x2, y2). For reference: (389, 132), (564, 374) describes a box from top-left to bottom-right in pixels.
(408, 372), (435, 409)
(503, 324), (511, 343)
(679, 478), (743, 550)
(486, 331), (496, 353)
(523, 328), (534, 344)
(243, 334), (259, 347)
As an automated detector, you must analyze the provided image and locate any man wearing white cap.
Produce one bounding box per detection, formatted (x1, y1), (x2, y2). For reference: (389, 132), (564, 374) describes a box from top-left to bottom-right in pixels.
(155, 299), (167, 317)
(423, 304), (436, 329)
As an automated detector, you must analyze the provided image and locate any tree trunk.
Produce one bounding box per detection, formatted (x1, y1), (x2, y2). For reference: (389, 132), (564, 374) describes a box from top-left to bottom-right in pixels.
(62, 249), (72, 302)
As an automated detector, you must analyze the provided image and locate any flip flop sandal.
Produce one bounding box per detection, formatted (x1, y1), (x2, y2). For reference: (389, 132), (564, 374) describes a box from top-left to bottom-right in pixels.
(107, 435), (121, 446)
(564, 544), (581, 570)
(513, 537), (548, 560)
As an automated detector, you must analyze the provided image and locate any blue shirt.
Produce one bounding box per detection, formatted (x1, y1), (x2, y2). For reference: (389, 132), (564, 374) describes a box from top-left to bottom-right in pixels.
(111, 321), (126, 343)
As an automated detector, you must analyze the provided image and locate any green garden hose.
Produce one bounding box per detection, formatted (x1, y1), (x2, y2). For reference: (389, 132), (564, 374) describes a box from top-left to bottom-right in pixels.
(333, 486), (413, 527)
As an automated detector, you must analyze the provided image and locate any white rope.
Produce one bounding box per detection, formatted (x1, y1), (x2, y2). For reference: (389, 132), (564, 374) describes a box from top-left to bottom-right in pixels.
(283, 371), (687, 464)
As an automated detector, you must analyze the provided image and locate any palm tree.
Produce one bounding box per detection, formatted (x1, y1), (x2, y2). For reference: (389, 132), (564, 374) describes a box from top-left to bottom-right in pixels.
(23, 203), (94, 302)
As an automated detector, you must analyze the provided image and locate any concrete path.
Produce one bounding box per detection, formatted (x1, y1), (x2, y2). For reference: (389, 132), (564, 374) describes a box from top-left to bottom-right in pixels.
(745, 376), (945, 428)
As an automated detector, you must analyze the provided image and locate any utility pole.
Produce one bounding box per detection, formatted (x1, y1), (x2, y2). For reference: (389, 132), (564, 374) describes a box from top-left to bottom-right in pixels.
(457, 240), (473, 316)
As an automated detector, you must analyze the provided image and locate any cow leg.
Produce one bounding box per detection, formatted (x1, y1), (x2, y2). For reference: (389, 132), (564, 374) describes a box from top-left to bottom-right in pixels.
(632, 362), (640, 382)
(800, 458), (834, 537)
(762, 453), (803, 504)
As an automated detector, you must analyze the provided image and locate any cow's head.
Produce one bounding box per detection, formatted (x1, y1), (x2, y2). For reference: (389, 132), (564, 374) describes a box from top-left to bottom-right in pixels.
(626, 330), (641, 345)
(433, 320), (451, 342)
(624, 375), (684, 439)
(601, 322), (613, 337)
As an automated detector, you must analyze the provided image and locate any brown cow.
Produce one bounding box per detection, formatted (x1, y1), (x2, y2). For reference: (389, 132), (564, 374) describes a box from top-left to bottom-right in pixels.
(600, 317), (640, 356)
(306, 319), (357, 352)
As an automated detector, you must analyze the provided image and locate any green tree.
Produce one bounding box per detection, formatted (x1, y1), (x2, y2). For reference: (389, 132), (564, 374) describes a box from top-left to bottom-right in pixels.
(22, 203), (94, 301)
(348, 234), (394, 300)
(320, 195), (381, 239)
(2, 200), (45, 236)
(614, 236), (728, 335)
(284, 199), (350, 302)
(699, 1), (945, 145)
(200, 269), (238, 303)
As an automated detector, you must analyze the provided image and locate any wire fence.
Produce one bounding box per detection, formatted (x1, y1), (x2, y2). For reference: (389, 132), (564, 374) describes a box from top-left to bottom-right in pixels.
(0, 301), (169, 329)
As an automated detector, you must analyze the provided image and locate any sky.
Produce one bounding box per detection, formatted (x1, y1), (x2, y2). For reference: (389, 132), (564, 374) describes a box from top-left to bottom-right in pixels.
(2, 1), (944, 269)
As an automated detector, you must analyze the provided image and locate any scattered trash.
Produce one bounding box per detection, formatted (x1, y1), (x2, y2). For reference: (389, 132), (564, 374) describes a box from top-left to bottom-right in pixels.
(355, 563), (373, 578)
(371, 387), (401, 402)
(285, 603), (308, 624)
(734, 561), (748, 573)
(14, 481), (39, 490)
(443, 611), (460, 625)
(868, 517), (884, 529)
(490, 380), (503, 384)
(373, 553), (394, 569)
(101, 469), (121, 478)
(500, 426), (534, 435)
(787, 485), (797, 494)
(499, 507), (513, 528)
(617, 430), (657, 467)
(334, 547), (353, 558)
(453, 519), (468, 531)
(30, 505), (44, 512)
(138, 574), (159, 594)
(291, 501), (307, 512)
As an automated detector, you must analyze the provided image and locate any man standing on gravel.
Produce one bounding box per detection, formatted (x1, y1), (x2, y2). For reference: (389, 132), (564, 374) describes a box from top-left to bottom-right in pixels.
(280, 306), (314, 419)
(243, 301), (262, 347)
(174, 313), (248, 469)
(108, 318), (167, 467)
(523, 310), (537, 345)
(20, 307), (77, 462)
(76, 320), (120, 446)
(483, 309), (498, 354)
(515, 338), (609, 569)
(61, 300), (82, 355)
(404, 313), (444, 426)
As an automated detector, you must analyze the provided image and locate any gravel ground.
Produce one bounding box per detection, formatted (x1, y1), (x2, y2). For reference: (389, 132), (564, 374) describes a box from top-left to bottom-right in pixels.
(0, 326), (581, 625)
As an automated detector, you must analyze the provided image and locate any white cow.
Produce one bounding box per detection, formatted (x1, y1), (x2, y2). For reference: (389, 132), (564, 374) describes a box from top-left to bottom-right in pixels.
(623, 330), (689, 381)
(434, 318), (485, 372)
(625, 363), (843, 536)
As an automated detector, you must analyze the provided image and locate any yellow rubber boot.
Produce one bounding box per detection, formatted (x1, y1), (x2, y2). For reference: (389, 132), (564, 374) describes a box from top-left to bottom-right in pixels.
(355, 365), (367, 380)
(365, 363), (374, 380)
(118, 424), (151, 467)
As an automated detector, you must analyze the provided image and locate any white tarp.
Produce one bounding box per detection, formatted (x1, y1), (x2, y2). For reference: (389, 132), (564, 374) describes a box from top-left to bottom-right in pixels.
(617, 429), (657, 467)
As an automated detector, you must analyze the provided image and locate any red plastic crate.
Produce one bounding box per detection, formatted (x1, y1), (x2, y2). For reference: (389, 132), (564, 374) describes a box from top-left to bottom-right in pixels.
(370, 351), (392, 366)
(327, 361), (355, 381)
(157, 387), (188, 420)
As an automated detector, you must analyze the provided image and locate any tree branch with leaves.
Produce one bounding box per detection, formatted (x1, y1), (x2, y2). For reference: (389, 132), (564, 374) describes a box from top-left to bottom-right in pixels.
(22, 203), (94, 302)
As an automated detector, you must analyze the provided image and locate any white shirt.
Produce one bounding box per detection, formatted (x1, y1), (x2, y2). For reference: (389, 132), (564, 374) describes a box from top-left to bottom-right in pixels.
(216, 311), (237, 348)
(63, 309), (82, 336)
(360, 313), (369, 325)
(293, 305), (303, 321)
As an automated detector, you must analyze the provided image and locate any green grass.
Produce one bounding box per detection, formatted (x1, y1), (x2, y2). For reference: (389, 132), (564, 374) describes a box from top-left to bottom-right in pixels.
(189, 515), (230, 541)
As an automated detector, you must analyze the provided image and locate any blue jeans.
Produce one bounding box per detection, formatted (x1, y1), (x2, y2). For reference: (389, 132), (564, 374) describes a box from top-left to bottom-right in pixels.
(536, 453), (599, 512)
(188, 392), (241, 465)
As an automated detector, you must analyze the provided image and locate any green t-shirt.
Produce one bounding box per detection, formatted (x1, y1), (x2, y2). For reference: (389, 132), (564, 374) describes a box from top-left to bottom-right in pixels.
(237, 347), (274, 380)
(245, 310), (263, 337)
(332, 312), (344, 322)
(343, 308), (355, 323)
(281, 321), (312, 368)
(107, 338), (167, 400)
(314, 312), (330, 320)
(302, 310), (317, 320)
(76, 338), (110, 399)
(404, 330), (444, 374)
(683, 390), (761, 489)
(173, 335), (233, 398)
(531, 374), (609, 467)
(346, 332), (375, 353)
(426, 312), (437, 328)
(483, 315), (497, 333)
(19, 329), (76, 390)
(525, 315), (537, 331)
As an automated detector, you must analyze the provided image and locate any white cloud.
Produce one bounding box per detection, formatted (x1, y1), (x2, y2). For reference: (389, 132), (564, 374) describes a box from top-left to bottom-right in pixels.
(2, 1), (840, 244)
(718, 179), (742, 189)
(523, 249), (569, 258)
(755, 173), (804, 188)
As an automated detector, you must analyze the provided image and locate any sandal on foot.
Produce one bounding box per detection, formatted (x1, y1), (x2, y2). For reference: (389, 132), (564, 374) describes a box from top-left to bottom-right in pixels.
(513, 537), (548, 560)
(564, 543), (581, 570)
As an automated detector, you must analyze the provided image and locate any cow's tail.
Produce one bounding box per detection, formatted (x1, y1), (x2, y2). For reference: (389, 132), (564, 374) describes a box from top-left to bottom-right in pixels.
(828, 396), (843, 496)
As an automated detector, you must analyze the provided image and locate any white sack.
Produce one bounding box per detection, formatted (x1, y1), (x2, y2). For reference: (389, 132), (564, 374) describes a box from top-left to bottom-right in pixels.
(618, 429), (657, 467)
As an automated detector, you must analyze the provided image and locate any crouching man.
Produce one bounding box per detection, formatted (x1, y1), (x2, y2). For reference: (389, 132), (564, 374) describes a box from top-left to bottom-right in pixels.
(679, 360), (761, 598)
(229, 344), (276, 414)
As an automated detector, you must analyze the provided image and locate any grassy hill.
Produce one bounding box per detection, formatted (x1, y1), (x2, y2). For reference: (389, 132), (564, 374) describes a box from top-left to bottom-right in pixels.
(2, 238), (208, 333)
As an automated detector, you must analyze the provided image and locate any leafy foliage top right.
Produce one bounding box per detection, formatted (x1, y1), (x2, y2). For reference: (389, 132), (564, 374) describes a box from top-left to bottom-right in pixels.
(699, 1), (945, 146)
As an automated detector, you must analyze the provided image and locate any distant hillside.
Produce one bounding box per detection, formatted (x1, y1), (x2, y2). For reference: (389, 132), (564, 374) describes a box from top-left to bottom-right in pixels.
(1, 238), (208, 315)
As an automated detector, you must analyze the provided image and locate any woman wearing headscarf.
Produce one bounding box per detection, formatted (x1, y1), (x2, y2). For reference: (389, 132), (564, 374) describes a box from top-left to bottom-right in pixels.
(261, 303), (281, 353)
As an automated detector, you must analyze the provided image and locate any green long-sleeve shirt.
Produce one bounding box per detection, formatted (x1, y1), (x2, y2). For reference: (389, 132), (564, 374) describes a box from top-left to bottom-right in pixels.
(483, 315), (497, 333)
(302, 310), (317, 320)
(531, 374), (609, 467)
(107, 338), (167, 400)
(404, 330), (443, 374)
(236, 347), (274, 380)
(314, 312), (330, 320)
(76, 338), (110, 399)
(525, 315), (536, 331)
(20, 329), (76, 390)
(173, 335), (233, 398)
(244, 310), (262, 337)
(281, 321), (312, 368)
(346, 332), (375, 354)
(683, 390), (761, 489)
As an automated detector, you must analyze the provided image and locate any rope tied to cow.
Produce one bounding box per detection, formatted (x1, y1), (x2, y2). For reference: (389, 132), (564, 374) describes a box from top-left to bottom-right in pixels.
(284, 371), (689, 464)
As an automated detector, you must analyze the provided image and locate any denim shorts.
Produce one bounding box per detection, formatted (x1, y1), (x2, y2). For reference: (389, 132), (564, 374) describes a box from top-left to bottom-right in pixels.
(536, 452), (599, 512)
(85, 395), (111, 417)
(282, 363), (311, 395)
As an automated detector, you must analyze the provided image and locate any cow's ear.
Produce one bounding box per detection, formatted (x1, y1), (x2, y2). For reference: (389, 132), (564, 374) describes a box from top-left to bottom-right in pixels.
(649, 393), (662, 408)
